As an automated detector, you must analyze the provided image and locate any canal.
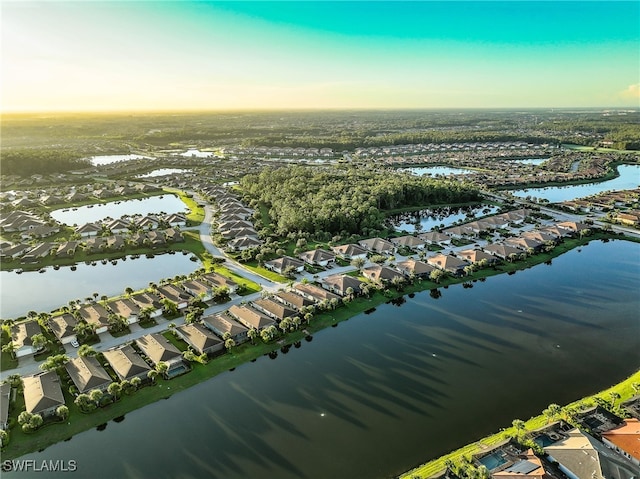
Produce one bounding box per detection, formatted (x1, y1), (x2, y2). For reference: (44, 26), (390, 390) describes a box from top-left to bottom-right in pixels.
(8, 240), (640, 479)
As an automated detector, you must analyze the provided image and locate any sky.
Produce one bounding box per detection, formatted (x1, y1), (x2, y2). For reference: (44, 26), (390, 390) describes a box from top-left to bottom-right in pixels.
(1, 1), (639, 112)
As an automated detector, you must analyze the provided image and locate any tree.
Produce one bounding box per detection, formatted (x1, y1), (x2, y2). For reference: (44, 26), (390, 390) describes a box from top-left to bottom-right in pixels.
(56, 405), (69, 421)
(429, 269), (445, 284)
(390, 275), (406, 291)
(74, 393), (95, 412)
(120, 379), (135, 395)
(512, 419), (526, 439)
(18, 411), (33, 426)
(2, 342), (16, 358)
(543, 403), (562, 424)
(31, 333), (48, 352)
(107, 382), (122, 400)
(632, 382), (640, 396)
(247, 328), (258, 345)
(130, 377), (142, 390)
(156, 361), (169, 376)
(160, 298), (178, 316)
(279, 318), (291, 333)
(39, 354), (70, 372)
(0, 429), (8, 446)
(260, 325), (278, 343)
(345, 287), (355, 301)
(224, 338), (236, 350)
(351, 257), (366, 270)
(78, 344), (96, 357)
(147, 370), (159, 384)
(183, 349), (199, 362)
(609, 391), (621, 408)
(89, 388), (103, 406)
(28, 414), (43, 431)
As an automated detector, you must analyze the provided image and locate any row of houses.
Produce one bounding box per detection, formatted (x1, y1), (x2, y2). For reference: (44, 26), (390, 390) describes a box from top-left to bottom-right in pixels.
(354, 141), (548, 158)
(0, 210), (55, 238)
(75, 213), (187, 238)
(0, 228), (184, 263)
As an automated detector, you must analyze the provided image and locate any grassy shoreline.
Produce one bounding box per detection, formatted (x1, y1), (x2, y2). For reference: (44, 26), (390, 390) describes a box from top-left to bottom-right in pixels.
(0, 232), (631, 460)
(400, 369), (640, 479)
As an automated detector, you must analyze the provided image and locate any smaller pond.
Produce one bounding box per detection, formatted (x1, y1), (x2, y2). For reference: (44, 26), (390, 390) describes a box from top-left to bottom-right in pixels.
(510, 164), (640, 203)
(403, 166), (476, 176)
(136, 169), (191, 178)
(389, 204), (500, 233)
(0, 252), (201, 319)
(51, 195), (188, 225)
(180, 149), (214, 158)
(89, 154), (152, 166)
(506, 158), (547, 165)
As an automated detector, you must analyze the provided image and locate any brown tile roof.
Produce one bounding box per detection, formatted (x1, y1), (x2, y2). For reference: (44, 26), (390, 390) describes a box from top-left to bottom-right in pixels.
(65, 356), (112, 394)
(601, 418), (640, 461)
(23, 371), (65, 415)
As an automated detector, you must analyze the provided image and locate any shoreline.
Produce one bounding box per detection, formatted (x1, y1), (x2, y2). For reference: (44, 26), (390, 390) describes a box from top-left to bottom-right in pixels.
(1, 231), (631, 460)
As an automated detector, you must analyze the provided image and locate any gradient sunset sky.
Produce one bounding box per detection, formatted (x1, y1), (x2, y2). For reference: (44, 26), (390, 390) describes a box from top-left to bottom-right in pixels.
(2, 1), (639, 112)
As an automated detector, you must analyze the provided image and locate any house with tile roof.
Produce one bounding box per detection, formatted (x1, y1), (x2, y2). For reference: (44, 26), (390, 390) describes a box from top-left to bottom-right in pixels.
(601, 418), (640, 466)
(65, 356), (112, 394)
(103, 345), (152, 381)
(10, 320), (43, 357)
(48, 314), (77, 344)
(202, 314), (249, 344)
(175, 323), (224, 356)
(23, 371), (65, 418)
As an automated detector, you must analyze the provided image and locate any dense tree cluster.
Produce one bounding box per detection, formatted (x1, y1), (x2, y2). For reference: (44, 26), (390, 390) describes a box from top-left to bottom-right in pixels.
(240, 166), (479, 236)
(1, 149), (90, 177)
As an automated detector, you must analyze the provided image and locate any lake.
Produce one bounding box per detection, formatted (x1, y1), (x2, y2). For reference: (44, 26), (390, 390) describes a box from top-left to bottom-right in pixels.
(510, 164), (640, 203)
(89, 154), (151, 166)
(136, 169), (192, 178)
(507, 158), (547, 165)
(403, 166), (476, 176)
(390, 205), (500, 233)
(180, 149), (215, 158)
(0, 253), (200, 319)
(10, 240), (640, 479)
(50, 195), (188, 225)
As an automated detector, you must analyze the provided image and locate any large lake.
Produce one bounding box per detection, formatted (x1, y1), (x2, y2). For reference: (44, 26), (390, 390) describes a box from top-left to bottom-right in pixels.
(510, 164), (640, 202)
(10, 240), (640, 479)
(50, 195), (188, 225)
(0, 253), (200, 319)
(404, 166), (476, 176)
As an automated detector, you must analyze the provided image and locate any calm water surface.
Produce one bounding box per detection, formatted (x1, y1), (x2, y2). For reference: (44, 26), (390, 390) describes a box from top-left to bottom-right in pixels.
(50, 195), (188, 225)
(136, 169), (191, 178)
(510, 164), (640, 202)
(0, 253), (200, 319)
(404, 166), (476, 176)
(89, 154), (151, 166)
(10, 241), (640, 479)
(181, 149), (215, 158)
(390, 205), (500, 233)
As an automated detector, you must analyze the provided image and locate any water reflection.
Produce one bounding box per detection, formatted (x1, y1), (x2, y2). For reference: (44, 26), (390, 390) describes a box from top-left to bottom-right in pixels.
(509, 164), (640, 202)
(390, 204), (499, 233)
(90, 154), (151, 166)
(51, 195), (188, 225)
(403, 166), (476, 176)
(1, 253), (201, 319)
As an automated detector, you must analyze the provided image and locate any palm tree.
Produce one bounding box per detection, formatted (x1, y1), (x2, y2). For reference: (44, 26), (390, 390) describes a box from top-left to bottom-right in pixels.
(107, 382), (121, 400)
(2, 342), (16, 358)
(56, 405), (69, 421)
(247, 328), (258, 345)
(147, 370), (159, 384)
(632, 382), (640, 396)
(74, 393), (94, 412)
(543, 403), (562, 424)
(130, 377), (142, 390)
(31, 333), (48, 352)
(609, 391), (621, 408)
(512, 419), (526, 439)
(351, 257), (366, 270)
(78, 344), (96, 357)
(89, 388), (103, 406)
(155, 361), (169, 376)
(224, 338), (236, 350)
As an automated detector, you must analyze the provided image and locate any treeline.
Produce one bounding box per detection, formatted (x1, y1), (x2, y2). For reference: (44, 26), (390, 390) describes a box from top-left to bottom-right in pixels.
(240, 166), (480, 237)
(1, 149), (91, 177)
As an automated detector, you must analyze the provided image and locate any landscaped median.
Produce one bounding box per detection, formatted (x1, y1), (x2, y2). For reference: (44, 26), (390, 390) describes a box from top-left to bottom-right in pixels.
(399, 369), (640, 479)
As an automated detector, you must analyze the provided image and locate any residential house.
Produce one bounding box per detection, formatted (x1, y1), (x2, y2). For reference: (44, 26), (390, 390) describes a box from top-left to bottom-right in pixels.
(55, 241), (78, 258)
(21, 242), (55, 263)
(164, 228), (184, 243)
(457, 249), (499, 265)
(227, 236), (262, 251)
(202, 314), (249, 344)
(331, 243), (368, 260)
(601, 418), (640, 466)
(521, 230), (560, 244)
(137, 216), (159, 230)
(103, 345), (152, 381)
(227, 305), (275, 331)
(0, 243), (31, 260)
(557, 221), (591, 235)
(273, 290), (315, 311)
(544, 428), (639, 479)
(358, 237), (396, 255)
(175, 323), (224, 356)
(220, 227), (258, 240)
(157, 284), (192, 309)
(264, 256), (305, 275)
(131, 292), (163, 318)
(442, 225), (473, 238)
(483, 243), (524, 260)
(505, 236), (543, 253)
(362, 265), (405, 283)
(394, 258), (436, 278)
(492, 449), (552, 479)
(616, 211), (640, 226)
(419, 231), (452, 245)
(298, 249), (336, 266)
(135, 333), (184, 374)
(105, 218), (130, 235)
(181, 279), (213, 301)
(23, 371), (65, 418)
(10, 320), (43, 357)
(427, 254), (469, 276)
(321, 274), (365, 296)
(294, 283), (341, 303)
(390, 235), (426, 250)
(77, 303), (110, 334)
(251, 298), (297, 322)
(217, 220), (253, 231)
(201, 272), (239, 294)
(48, 314), (77, 344)
(165, 213), (187, 227)
(108, 298), (141, 325)
(65, 356), (112, 394)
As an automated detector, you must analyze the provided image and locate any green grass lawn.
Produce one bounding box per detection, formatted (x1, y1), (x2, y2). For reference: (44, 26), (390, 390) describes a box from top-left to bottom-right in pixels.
(163, 187), (205, 224)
